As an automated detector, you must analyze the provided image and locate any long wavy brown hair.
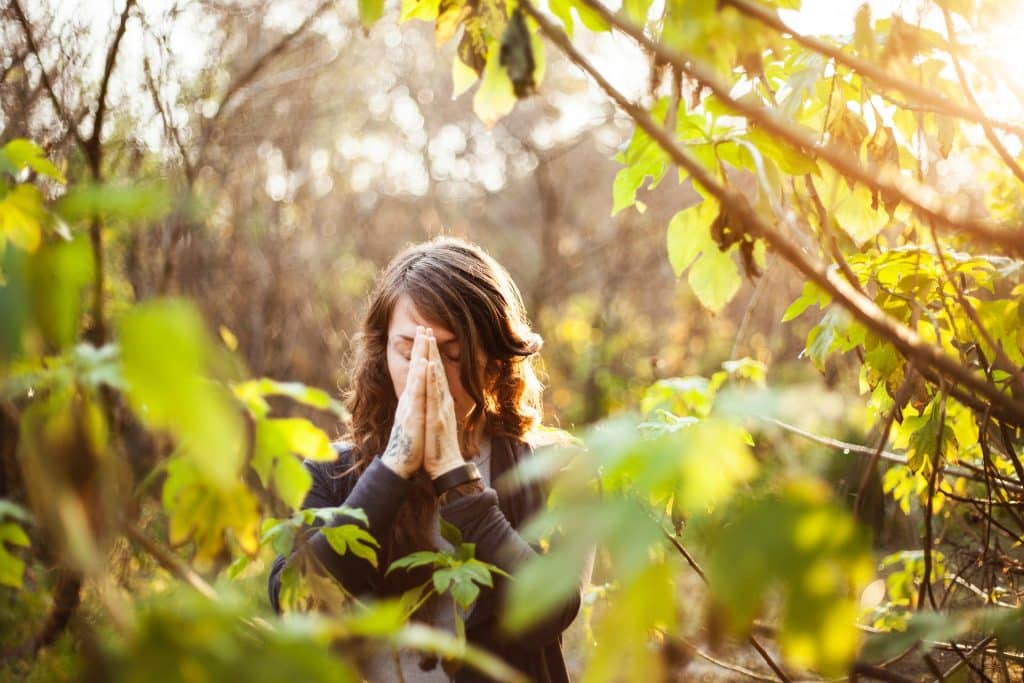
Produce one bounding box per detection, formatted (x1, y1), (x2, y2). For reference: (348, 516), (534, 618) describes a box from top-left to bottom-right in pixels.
(338, 236), (546, 595)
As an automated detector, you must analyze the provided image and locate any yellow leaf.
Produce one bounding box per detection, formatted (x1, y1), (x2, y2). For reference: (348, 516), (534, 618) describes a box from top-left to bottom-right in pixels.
(473, 41), (517, 127)
(435, 2), (471, 46)
(452, 55), (479, 99)
(400, 0), (440, 21)
(0, 184), (45, 252)
(219, 325), (238, 351)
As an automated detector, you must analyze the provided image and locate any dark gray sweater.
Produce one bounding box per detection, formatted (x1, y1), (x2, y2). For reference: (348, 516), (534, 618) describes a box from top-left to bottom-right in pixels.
(267, 436), (585, 682)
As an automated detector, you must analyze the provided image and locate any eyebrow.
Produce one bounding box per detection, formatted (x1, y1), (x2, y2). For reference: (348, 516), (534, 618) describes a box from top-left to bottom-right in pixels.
(395, 334), (458, 347)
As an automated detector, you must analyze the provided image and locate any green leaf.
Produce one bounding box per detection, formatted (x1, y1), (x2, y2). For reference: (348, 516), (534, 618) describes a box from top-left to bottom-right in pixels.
(548, 0), (575, 37)
(450, 576), (480, 611)
(120, 299), (244, 484)
(260, 515), (301, 557)
(666, 201), (716, 276)
(30, 233), (94, 350)
(581, 563), (677, 682)
(274, 456), (314, 510)
(322, 524), (380, 568)
(688, 243), (741, 313)
(388, 550), (448, 574)
(0, 520), (30, 589)
(259, 417), (334, 462)
(892, 396), (952, 471)
(433, 566), (454, 593)
(611, 100), (673, 215)
(569, 0), (610, 31)
(805, 307), (851, 370)
(232, 377), (347, 421)
(358, 0), (384, 29)
(310, 504), (370, 527)
(667, 197), (743, 312)
(862, 610), (970, 662)
(783, 281), (830, 322)
(746, 127), (819, 175)
(252, 418), (334, 508)
(0, 139), (66, 183)
(56, 181), (173, 225)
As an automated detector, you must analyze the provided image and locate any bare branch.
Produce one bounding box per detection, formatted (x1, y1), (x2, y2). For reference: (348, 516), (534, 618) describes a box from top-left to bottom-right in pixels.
(205, 0), (332, 131)
(9, 0), (87, 150)
(86, 0), (136, 177)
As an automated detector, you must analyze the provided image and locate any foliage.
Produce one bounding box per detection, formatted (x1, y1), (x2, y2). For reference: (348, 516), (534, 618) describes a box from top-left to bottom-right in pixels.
(6, 0), (1024, 677)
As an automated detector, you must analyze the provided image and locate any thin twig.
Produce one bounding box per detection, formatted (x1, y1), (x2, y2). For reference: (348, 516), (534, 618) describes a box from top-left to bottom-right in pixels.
(763, 417), (1024, 494)
(123, 523), (219, 600)
(658, 526), (791, 682)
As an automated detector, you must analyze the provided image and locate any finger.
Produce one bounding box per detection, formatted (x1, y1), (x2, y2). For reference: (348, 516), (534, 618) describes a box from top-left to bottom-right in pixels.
(408, 356), (427, 410)
(427, 334), (448, 395)
(426, 334), (442, 405)
(426, 357), (440, 462)
(411, 324), (427, 365)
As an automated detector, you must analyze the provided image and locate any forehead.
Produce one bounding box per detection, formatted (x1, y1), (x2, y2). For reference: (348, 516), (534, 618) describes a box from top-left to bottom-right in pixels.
(388, 293), (457, 343)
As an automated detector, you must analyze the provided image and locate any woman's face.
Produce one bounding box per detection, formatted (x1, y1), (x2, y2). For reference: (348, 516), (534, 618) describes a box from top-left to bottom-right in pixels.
(386, 293), (484, 433)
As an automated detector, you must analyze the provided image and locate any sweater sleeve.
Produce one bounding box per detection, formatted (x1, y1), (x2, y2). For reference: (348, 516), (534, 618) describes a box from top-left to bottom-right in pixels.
(268, 455), (412, 613)
(439, 485), (593, 649)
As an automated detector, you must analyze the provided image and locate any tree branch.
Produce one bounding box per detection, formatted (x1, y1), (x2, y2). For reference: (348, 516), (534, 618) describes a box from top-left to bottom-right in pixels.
(87, 0), (136, 177)
(523, 0), (1024, 428)
(720, 0), (1024, 140)
(574, 0), (1024, 258)
(9, 0), (87, 151)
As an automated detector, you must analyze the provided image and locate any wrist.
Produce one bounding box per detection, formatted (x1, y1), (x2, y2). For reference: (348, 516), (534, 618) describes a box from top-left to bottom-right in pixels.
(431, 462), (481, 496)
(429, 459), (466, 479)
(438, 480), (485, 506)
(380, 454), (415, 479)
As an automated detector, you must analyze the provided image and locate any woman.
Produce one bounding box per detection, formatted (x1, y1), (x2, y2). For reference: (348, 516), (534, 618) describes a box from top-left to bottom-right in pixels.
(268, 237), (589, 682)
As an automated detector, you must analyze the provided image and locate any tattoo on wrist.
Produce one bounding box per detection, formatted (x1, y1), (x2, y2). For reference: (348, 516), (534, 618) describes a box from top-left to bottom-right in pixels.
(384, 424), (412, 466)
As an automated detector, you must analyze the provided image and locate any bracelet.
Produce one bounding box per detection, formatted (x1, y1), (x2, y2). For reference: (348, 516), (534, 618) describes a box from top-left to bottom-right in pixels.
(431, 462), (481, 496)
(438, 480), (486, 506)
